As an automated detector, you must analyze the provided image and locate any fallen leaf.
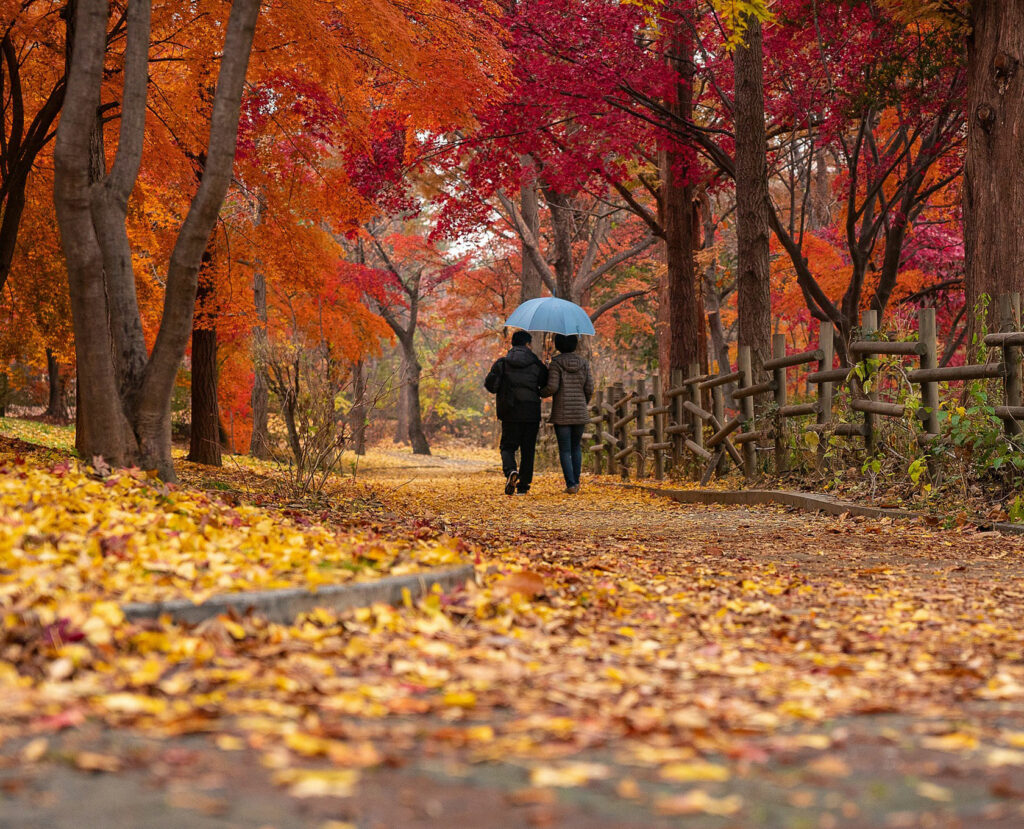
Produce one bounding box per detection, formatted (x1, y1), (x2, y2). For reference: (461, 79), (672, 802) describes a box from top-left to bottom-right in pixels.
(19, 738), (47, 763)
(658, 761), (730, 782)
(273, 768), (360, 798)
(74, 752), (123, 773)
(530, 762), (611, 787)
(496, 570), (547, 598)
(805, 755), (851, 778)
(916, 781), (953, 802)
(655, 790), (743, 816)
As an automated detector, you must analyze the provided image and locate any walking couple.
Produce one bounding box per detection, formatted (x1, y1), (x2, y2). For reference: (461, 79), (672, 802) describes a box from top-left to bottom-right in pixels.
(484, 330), (594, 495)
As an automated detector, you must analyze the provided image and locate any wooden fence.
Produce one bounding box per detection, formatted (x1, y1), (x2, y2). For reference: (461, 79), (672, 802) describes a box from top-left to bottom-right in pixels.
(578, 294), (1024, 482)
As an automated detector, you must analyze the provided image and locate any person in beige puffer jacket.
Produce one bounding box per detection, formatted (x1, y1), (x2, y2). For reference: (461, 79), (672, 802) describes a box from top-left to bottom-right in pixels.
(540, 334), (594, 493)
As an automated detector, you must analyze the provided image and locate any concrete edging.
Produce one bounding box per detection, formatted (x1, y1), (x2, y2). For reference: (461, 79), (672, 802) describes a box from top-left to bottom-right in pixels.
(612, 483), (1024, 535)
(121, 563), (476, 625)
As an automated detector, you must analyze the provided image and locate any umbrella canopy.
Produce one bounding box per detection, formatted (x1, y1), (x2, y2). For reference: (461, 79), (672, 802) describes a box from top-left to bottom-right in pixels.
(503, 297), (596, 336)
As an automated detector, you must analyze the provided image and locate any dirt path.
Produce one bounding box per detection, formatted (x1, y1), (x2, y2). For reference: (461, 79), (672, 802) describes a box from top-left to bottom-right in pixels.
(4, 465), (1024, 827)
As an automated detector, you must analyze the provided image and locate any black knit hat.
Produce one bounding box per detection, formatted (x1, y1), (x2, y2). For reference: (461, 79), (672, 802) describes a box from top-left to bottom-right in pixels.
(511, 330), (532, 346)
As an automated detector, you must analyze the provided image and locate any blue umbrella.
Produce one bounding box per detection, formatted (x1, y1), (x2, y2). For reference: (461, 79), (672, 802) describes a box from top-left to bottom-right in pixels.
(504, 297), (596, 336)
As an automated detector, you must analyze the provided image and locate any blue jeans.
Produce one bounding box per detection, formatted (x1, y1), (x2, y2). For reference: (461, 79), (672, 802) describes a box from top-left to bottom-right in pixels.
(554, 424), (585, 488)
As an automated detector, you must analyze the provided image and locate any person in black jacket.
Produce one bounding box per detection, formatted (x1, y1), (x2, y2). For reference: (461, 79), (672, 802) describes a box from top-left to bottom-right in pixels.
(484, 330), (549, 495)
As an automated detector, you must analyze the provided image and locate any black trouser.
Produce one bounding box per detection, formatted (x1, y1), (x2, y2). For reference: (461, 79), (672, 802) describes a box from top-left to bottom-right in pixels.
(499, 420), (539, 492)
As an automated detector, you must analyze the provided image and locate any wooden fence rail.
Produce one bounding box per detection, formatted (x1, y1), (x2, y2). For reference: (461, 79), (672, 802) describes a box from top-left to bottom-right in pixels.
(570, 293), (1024, 483)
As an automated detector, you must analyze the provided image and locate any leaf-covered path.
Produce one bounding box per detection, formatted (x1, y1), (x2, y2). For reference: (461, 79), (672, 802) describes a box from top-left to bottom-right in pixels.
(4, 456), (1024, 827)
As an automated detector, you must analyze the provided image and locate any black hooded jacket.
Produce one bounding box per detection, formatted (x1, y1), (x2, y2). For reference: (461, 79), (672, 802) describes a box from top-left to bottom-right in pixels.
(484, 346), (549, 422)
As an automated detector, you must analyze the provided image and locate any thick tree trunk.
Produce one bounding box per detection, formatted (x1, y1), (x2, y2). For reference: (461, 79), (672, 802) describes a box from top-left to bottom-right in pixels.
(734, 16), (772, 381)
(187, 264), (221, 466)
(965, 2), (1024, 340)
(54, 0), (260, 480)
(57, 0), (138, 466)
(188, 326), (221, 464)
(656, 261), (671, 373)
(248, 269), (270, 458)
(542, 186), (575, 299)
(349, 359), (368, 455)
(45, 349), (69, 421)
(659, 152), (701, 373)
(658, 24), (701, 374)
(519, 158), (543, 303)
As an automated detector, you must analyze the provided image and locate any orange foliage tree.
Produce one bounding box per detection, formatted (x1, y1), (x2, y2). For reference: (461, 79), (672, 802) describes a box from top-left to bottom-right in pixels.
(35, 0), (506, 478)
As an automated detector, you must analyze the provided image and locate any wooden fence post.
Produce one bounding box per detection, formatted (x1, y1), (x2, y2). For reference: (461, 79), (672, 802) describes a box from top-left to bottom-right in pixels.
(688, 362), (703, 479)
(772, 333), (788, 474)
(599, 386), (612, 476)
(607, 382), (621, 477)
(652, 374), (666, 480)
(999, 294), (1022, 437)
(635, 378), (648, 477)
(711, 362), (728, 476)
(737, 345), (756, 477)
(671, 367), (685, 468)
(816, 322), (834, 467)
(860, 310), (878, 454)
(614, 381), (629, 479)
(591, 389), (604, 475)
(918, 308), (940, 439)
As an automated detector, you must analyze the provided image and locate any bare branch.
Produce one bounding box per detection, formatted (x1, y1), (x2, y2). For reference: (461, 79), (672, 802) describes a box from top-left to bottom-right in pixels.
(589, 288), (652, 322)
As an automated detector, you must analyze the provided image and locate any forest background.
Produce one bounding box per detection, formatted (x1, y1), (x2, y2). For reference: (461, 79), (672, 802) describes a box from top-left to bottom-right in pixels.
(0, 0), (1020, 490)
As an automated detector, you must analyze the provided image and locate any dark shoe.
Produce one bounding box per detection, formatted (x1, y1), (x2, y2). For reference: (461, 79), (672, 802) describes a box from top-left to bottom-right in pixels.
(505, 471), (519, 495)
(566, 485), (579, 494)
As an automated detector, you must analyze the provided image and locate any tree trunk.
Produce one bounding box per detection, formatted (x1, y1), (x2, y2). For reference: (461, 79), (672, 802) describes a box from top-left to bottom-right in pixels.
(519, 157), (543, 302)
(542, 186), (575, 299)
(45, 348), (69, 421)
(965, 2), (1024, 341)
(58, 0), (138, 467)
(349, 358), (368, 455)
(700, 191), (732, 375)
(0, 12), (70, 301)
(658, 24), (701, 374)
(659, 153), (701, 373)
(707, 311), (731, 374)
(249, 268), (271, 458)
(281, 381), (302, 467)
(811, 148), (831, 230)
(734, 16), (772, 382)
(187, 263), (221, 466)
(53, 0), (260, 480)
(0, 173), (28, 302)
(398, 338), (430, 455)
(394, 358), (410, 443)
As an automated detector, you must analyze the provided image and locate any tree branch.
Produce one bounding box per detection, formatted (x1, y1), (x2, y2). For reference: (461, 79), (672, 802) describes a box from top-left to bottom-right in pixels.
(107, 0), (150, 204)
(495, 188), (558, 294)
(577, 235), (657, 296)
(589, 289), (651, 322)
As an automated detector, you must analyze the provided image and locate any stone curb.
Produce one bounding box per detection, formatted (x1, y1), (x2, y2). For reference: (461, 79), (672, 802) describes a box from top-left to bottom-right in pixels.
(609, 483), (1024, 535)
(121, 564), (476, 625)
